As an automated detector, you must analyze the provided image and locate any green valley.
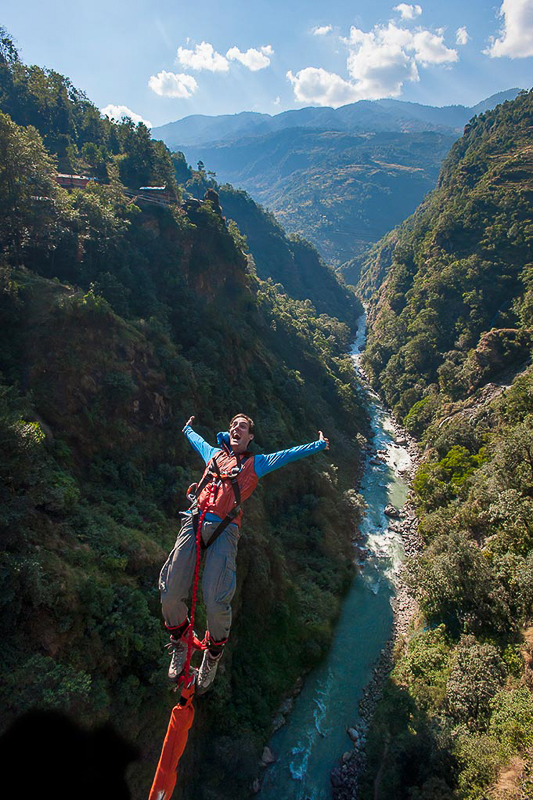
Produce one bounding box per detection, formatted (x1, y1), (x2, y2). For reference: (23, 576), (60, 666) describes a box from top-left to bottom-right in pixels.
(153, 92), (519, 279)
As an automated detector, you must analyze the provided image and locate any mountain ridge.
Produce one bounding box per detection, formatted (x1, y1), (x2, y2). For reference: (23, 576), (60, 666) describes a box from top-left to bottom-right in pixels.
(152, 89), (521, 149)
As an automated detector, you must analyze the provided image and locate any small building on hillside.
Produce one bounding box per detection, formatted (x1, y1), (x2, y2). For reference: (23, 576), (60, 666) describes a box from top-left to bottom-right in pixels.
(56, 173), (94, 189)
(137, 186), (178, 205)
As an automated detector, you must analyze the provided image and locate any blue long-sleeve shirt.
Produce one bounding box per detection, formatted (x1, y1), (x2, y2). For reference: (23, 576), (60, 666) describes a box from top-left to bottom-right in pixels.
(182, 424), (327, 521)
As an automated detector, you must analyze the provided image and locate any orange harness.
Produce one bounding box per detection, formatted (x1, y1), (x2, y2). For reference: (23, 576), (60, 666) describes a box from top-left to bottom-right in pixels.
(188, 449), (251, 548)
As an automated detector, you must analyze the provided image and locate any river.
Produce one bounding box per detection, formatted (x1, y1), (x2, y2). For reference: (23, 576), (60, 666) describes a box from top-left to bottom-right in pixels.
(259, 313), (412, 800)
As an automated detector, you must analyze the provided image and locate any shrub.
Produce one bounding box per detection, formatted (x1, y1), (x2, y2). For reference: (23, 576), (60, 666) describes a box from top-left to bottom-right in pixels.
(489, 686), (533, 752)
(445, 635), (507, 730)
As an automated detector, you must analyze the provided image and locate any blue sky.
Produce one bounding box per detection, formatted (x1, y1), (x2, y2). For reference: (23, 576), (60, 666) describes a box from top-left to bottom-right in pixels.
(3, 1), (533, 127)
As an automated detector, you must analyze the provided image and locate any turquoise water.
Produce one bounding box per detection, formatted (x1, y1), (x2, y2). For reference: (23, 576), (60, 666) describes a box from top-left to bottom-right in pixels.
(260, 316), (411, 800)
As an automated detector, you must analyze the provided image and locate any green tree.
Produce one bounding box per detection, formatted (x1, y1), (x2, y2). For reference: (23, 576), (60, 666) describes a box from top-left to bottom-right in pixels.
(404, 530), (507, 634)
(0, 111), (64, 263)
(489, 686), (533, 751)
(445, 635), (506, 729)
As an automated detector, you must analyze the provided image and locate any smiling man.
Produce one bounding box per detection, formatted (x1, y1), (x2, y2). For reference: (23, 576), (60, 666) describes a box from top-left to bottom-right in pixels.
(159, 413), (329, 693)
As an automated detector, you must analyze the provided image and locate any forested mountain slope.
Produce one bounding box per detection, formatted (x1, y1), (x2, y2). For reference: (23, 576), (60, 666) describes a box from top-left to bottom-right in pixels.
(362, 89), (533, 420)
(0, 27), (357, 327)
(0, 32), (367, 800)
(169, 154), (359, 324)
(172, 127), (455, 273)
(358, 89), (533, 800)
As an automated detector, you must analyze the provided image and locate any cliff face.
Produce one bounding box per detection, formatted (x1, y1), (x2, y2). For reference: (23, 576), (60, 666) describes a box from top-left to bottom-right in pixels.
(361, 89), (533, 421)
(218, 184), (360, 324)
(357, 91), (533, 800)
(0, 40), (368, 800)
(168, 160), (362, 326)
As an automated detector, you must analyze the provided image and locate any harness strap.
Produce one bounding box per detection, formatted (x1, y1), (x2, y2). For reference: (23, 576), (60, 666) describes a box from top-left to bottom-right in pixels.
(177, 479), (217, 689)
(199, 508), (240, 550)
(189, 450), (248, 550)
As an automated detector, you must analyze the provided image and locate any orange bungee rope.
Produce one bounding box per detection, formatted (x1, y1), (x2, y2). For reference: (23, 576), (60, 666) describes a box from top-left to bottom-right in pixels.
(148, 481), (218, 800)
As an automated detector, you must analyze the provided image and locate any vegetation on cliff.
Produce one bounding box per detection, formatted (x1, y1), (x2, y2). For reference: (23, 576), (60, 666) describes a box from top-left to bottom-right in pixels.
(359, 90), (533, 799)
(0, 31), (366, 800)
(362, 89), (533, 423)
(168, 154), (359, 325)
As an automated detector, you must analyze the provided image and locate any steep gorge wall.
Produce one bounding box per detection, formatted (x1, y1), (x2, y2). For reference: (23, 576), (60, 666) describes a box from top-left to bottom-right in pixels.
(356, 89), (533, 800)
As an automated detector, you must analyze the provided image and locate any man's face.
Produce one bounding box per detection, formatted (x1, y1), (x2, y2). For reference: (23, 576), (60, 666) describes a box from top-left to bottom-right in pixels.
(229, 416), (253, 453)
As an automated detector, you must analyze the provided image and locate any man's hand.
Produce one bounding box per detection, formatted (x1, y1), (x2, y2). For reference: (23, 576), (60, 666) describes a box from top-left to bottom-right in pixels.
(318, 430), (329, 450)
(186, 415), (195, 427)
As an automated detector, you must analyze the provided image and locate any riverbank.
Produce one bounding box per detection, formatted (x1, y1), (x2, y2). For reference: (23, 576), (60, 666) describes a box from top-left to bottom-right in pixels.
(330, 415), (422, 800)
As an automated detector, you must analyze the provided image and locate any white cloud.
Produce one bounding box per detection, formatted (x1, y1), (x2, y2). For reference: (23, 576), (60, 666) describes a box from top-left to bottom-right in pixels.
(347, 22), (455, 92)
(287, 67), (365, 107)
(344, 22), (457, 66)
(486, 0), (533, 58)
(148, 71), (198, 99)
(411, 29), (459, 64)
(346, 25), (419, 98)
(226, 45), (273, 71)
(393, 4), (422, 20)
(100, 104), (152, 127)
(176, 41), (229, 72)
(312, 25), (333, 36)
(456, 26), (470, 46)
(288, 17), (459, 107)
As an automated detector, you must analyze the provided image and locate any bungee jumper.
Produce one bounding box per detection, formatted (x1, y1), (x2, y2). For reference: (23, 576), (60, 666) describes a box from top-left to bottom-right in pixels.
(149, 413), (328, 800)
(160, 412), (329, 693)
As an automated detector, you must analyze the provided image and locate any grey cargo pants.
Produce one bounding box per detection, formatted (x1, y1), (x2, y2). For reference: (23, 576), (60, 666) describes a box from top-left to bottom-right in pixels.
(159, 513), (240, 643)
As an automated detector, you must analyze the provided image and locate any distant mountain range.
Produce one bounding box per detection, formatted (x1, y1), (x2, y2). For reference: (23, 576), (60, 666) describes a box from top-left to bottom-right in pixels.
(153, 90), (522, 273)
(152, 90), (520, 148)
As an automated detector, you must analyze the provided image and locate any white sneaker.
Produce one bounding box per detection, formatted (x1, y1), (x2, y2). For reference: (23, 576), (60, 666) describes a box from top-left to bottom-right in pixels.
(166, 636), (188, 682)
(197, 650), (222, 694)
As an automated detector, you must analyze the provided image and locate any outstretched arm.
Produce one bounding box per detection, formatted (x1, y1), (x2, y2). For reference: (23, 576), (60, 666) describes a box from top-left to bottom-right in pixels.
(182, 416), (219, 464)
(254, 431), (329, 479)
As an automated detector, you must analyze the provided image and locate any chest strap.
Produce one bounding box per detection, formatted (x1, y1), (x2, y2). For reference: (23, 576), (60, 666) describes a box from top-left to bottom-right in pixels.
(188, 451), (247, 549)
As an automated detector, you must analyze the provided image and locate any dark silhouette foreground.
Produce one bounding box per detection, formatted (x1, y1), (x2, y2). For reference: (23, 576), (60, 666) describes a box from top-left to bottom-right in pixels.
(0, 709), (139, 799)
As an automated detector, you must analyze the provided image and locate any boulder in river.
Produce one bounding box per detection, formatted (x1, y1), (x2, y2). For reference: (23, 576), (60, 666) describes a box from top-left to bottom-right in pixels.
(271, 714), (286, 733)
(261, 746), (277, 766)
(277, 697), (294, 716)
(384, 504), (401, 518)
(330, 767), (343, 788)
(292, 676), (304, 696)
(347, 727), (359, 742)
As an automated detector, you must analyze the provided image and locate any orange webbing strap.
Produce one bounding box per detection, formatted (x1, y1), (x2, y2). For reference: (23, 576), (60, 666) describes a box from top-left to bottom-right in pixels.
(148, 681), (196, 800)
(148, 481), (218, 800)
